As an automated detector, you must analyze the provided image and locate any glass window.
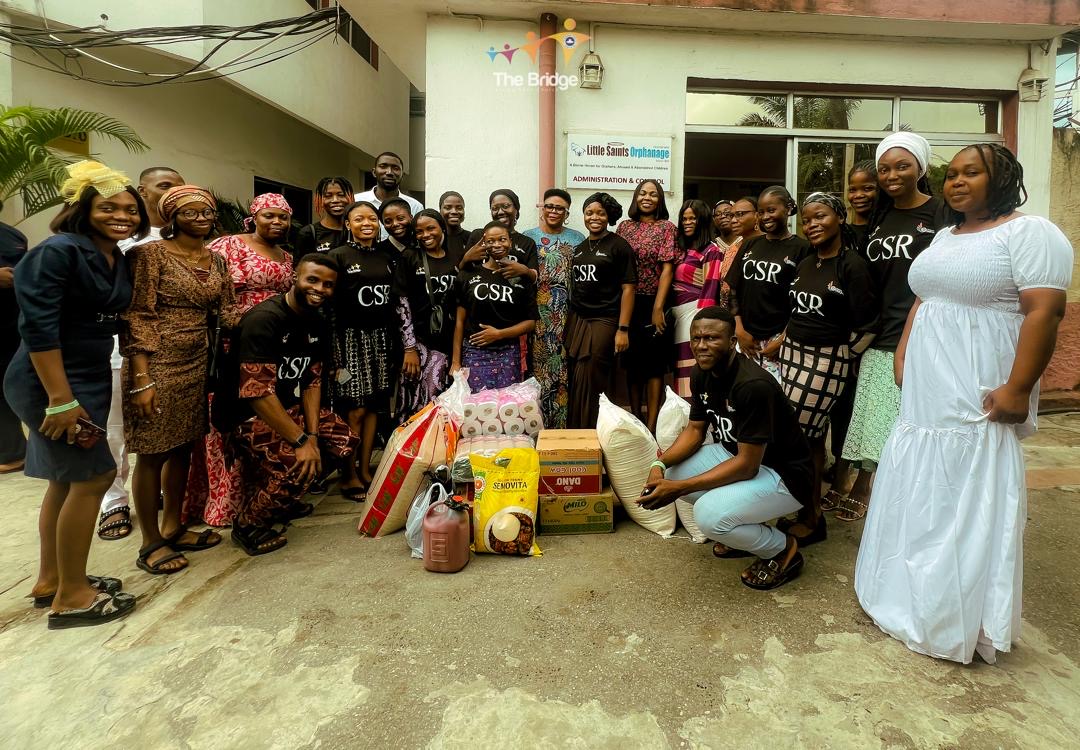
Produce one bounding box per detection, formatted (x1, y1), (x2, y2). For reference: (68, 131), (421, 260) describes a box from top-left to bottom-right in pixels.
(686, 93), (786, 127)
(793, 96), (892, 131)
(795, 141), (876, 214)
(899, 99), (999, 134)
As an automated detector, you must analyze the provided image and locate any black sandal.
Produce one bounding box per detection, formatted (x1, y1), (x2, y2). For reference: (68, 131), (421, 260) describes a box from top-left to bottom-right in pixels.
(743, 549), (805, 591)
(97, 505), (133, 540)
(32, 575), (123, 609)
(48, 591), (136, 630)
(168, 527), (222, 552)
(712, 542), (753, 559)
(340, 486), (367, 502)
(136, 539), (189, 575)
(232, 524), (288, 556)
(775, 515), (827, 547)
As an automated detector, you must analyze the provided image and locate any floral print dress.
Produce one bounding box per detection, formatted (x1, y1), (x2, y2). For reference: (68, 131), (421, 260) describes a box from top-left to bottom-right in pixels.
(523, 227), (584, 429)
(183, 234), (293, 527)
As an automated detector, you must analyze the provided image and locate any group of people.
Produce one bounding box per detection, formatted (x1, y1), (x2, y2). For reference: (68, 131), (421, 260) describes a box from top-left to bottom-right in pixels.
(0, 135), (1072, 667)
(639, 133), (1071, 666)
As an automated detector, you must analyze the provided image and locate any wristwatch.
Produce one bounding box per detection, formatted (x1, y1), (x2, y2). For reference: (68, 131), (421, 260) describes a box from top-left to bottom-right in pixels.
(618, 325), (629, 332)
(291, 432), (310, 449)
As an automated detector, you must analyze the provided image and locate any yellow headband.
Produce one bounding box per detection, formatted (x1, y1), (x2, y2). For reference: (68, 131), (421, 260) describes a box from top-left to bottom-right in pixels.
(60, 160), (132, 204)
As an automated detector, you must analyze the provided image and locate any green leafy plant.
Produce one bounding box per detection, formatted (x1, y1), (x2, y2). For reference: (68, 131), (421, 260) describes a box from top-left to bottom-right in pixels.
(0, 105), (148, 221)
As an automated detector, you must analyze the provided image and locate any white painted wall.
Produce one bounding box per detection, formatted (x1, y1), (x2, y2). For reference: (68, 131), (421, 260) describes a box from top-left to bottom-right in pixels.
(5, 48), (369, 244)
(427, 16), (1055, 230)
(426, 17), (542, 233)
(2, 0), (414, 170)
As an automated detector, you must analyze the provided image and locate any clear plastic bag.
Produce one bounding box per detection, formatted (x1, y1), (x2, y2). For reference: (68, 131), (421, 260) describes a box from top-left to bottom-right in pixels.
(406, 481), (450, 559)
(435, 369), (472, 426)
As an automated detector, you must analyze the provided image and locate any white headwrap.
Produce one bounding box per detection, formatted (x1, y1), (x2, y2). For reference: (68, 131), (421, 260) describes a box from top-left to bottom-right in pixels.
(875, 132), (932, 177)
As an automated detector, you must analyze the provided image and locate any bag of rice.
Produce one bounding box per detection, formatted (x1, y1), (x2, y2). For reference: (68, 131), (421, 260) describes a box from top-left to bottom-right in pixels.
(595, 394), (676, 537)
(471, 448), (542, 556)
(359, 404), (453, 537)
(656, 387), (706, 543)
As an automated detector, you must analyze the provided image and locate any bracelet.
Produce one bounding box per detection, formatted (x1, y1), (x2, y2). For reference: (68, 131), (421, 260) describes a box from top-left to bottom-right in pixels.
(650, 459), (667, 474)
(133, 371), (150, 379)
(128, 381), (157, 395)
(44, 399), (80, 416)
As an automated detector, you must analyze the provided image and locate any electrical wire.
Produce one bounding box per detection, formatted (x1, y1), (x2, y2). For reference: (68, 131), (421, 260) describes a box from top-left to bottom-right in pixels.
(0, 8), (340, 87)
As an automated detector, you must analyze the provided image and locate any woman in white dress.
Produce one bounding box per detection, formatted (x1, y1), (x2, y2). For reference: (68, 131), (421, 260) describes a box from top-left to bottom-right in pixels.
(854, 144), (1073, 664)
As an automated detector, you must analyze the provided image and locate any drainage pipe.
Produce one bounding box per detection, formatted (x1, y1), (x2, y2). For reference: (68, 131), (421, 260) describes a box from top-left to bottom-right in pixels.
(538, 12), (557, 204)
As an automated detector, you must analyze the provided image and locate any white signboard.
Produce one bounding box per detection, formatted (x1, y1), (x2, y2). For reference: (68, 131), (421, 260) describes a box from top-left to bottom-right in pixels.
(565, 133), (673, 191)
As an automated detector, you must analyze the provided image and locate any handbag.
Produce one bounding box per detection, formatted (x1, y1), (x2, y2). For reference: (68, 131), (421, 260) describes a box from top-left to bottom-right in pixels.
(206, 254), (229, 394)
(419, 250), (445, 337)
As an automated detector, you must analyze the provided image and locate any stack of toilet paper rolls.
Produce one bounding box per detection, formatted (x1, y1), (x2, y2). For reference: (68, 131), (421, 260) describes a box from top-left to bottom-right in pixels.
(462, 383), (544, 439)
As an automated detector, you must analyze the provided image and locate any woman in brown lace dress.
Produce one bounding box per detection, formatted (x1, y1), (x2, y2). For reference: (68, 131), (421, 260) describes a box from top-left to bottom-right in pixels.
(122, 185), (237, 575)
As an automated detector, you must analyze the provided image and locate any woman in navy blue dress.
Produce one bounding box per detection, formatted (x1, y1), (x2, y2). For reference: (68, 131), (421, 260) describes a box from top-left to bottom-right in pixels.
(3, 161), (145, 628)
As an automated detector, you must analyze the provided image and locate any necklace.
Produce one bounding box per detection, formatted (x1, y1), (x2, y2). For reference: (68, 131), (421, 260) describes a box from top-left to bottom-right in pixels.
(164, 240), (210, 268)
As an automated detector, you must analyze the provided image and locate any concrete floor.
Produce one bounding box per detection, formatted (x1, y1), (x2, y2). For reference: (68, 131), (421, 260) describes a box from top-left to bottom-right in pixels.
(1, 414), (1079, 749)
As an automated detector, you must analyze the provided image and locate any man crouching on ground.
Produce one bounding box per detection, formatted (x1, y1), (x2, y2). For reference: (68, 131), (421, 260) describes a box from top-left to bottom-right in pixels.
(638, 306), (812, 590)
(220, 253), (359, 555)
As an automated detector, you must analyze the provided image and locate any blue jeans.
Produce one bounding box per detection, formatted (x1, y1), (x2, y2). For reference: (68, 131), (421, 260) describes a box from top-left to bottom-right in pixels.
(666, 443), (801, 558)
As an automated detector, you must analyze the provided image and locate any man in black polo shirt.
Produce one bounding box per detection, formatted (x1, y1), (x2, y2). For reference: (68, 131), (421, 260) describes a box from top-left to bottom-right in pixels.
(639, 306), (812, 590)
(221, 254), (359, 555)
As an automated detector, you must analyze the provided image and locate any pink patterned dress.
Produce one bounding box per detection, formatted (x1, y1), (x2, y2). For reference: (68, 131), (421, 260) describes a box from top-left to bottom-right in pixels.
(671, 240), (726, 397)
(183, 235), (293, 526)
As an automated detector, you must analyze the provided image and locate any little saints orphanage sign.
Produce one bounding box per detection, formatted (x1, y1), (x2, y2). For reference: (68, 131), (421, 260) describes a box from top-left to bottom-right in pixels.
(565, 133), (673, 191)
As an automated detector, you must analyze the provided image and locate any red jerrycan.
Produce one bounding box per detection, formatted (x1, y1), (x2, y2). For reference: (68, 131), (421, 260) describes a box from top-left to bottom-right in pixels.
(423, 495), (471, 573)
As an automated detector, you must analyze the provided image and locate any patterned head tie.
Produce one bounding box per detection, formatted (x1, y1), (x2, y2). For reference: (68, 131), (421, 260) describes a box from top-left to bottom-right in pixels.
(244, 193), (292, 232)
(158, 185), (216, 223)
(801, 191), (848, 222)
(249, 193), (292, 217)
(60, 160), (132, 204)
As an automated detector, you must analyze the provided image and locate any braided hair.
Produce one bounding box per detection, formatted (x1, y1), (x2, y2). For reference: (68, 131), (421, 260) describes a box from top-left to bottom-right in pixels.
(801, 192), (859, 255)
(313, 176), (354, 217)
(759, 185), (797, 216)
(948, 143), (1027, 226)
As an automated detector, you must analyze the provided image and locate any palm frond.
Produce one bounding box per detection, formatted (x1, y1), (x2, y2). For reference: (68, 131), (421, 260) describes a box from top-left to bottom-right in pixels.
(0, 105), (147, 221)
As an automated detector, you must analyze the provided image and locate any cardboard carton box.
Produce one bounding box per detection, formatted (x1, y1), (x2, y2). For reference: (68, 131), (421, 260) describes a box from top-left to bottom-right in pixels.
(538, 489), (615, 535)
(535, 429), (603, 495)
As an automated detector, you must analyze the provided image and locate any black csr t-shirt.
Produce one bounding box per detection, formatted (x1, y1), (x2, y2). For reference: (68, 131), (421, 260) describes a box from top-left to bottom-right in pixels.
(220, 294), (329, 429)
(689, 355), (813, 508)
(458, 265), (538, 338)
(569, 232), (638, 319)
(445, 226), (472, 267)
(326, 243), (399, 329)
(786, 250), (879, 346)
(725, 235), (811, 339)
(294, 223), (345, 256)
(395, 247), (459, 354)
(465, 228), (539, 271)
(864, 197), (949, 350)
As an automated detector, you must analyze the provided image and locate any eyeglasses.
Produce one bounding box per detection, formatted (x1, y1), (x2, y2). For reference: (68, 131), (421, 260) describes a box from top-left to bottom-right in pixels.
(732, 210), (755, 218)
(177, 208), (217, 220)
(542, 204), (568, 213)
